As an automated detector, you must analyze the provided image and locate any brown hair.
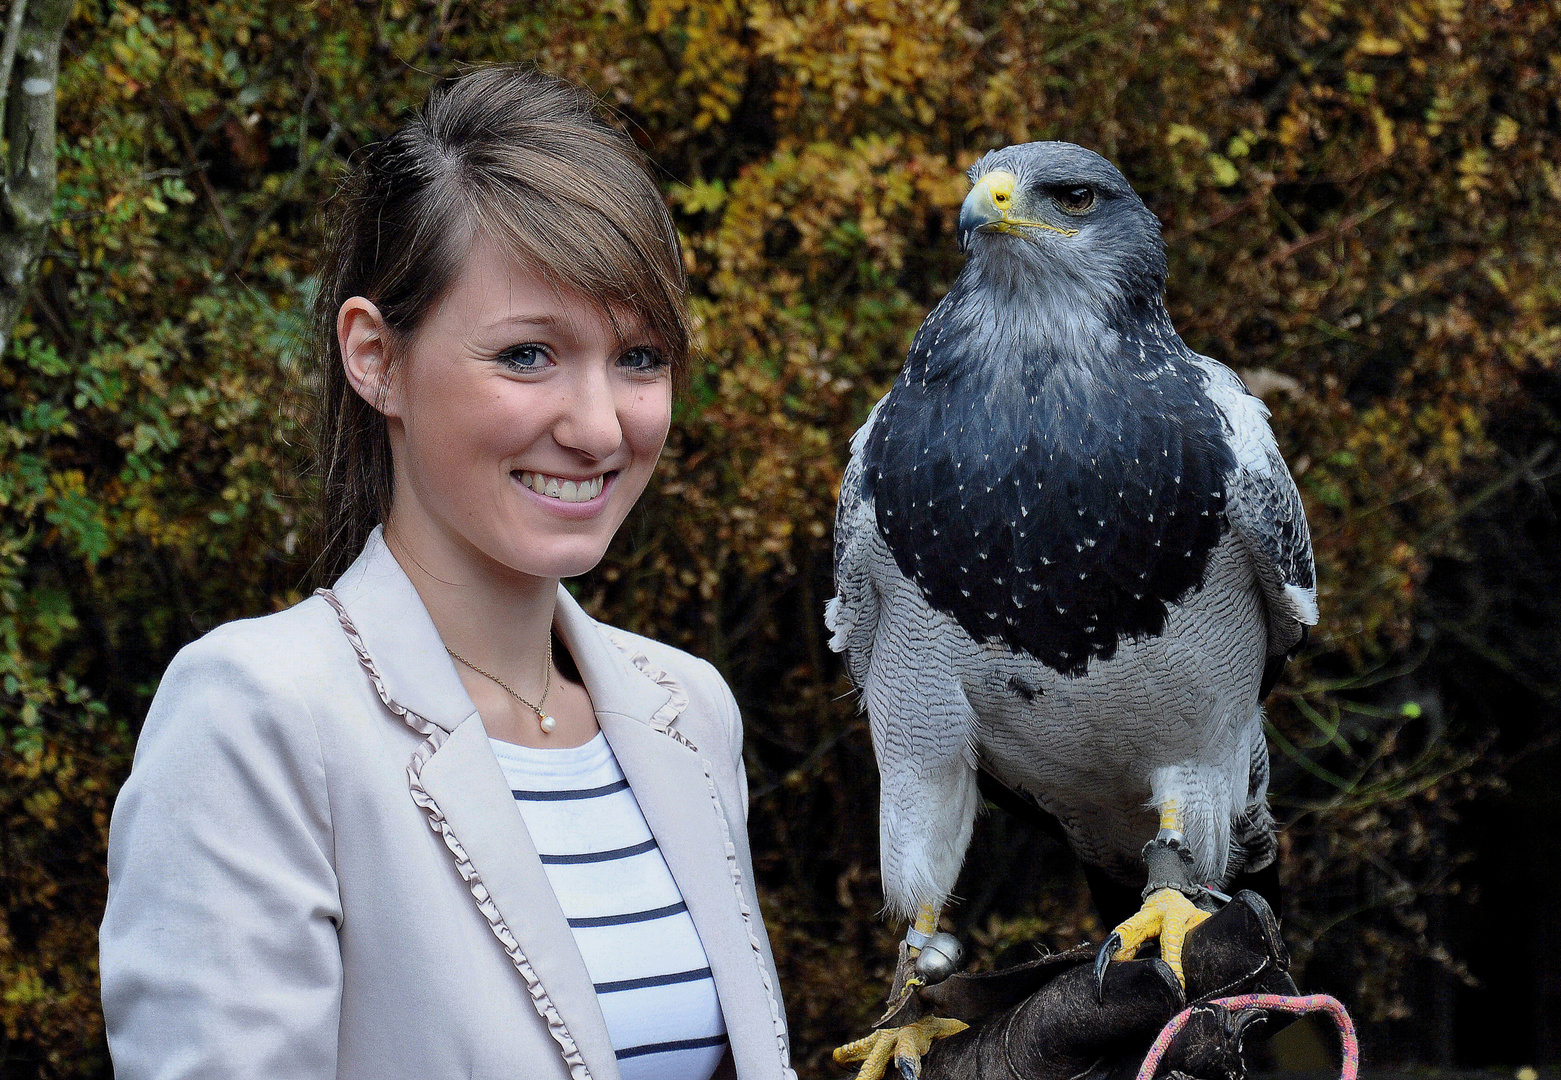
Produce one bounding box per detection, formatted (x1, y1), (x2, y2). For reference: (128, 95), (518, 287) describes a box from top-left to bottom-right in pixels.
(310, 66), (690, 582)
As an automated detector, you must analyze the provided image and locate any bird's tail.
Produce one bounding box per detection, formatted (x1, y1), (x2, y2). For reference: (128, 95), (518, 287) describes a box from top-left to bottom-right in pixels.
(1227, 719), (1278, 879)
(1226, 799), (1277, 879)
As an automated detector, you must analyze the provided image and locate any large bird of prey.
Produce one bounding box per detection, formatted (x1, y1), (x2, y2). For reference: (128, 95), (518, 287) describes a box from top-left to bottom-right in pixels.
(827, 142), (1317, 1080)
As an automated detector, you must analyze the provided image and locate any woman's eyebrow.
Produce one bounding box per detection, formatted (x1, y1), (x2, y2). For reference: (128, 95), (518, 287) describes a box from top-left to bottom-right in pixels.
(488, 312), (565, 329)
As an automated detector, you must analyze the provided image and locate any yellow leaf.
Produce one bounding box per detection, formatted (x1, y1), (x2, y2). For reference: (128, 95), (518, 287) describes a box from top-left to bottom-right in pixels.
(1166, 123), (1209, 149)
(1357, 32), (1403, 55)
(1371, 106), (1396, 156)
(1456, 147), (1491, 191)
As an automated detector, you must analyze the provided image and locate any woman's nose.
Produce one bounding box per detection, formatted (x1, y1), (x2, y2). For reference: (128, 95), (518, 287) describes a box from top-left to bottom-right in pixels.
(552, 366), (623, 459)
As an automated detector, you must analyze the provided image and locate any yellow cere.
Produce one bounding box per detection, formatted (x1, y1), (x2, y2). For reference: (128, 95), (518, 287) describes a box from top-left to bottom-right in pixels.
(971, 170), (1081, 238)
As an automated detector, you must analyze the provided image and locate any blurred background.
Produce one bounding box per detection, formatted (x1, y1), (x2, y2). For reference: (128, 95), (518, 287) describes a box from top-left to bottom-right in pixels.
(1, 0), (1558, 1075)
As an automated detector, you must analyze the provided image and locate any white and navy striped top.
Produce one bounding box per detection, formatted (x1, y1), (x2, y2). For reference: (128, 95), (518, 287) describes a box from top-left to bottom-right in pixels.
(489, 734), (729, 1080)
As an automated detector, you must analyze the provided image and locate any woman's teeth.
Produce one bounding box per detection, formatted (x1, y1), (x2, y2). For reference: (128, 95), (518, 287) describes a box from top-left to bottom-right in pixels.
(517, 471), (605, 503)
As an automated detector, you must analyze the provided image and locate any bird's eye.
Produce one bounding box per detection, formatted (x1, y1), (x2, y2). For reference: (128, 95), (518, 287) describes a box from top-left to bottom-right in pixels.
(1055, 186), (1096, 214)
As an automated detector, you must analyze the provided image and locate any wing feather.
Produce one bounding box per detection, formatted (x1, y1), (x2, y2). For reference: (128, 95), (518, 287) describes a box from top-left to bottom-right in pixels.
(1195, 358), (1318, 665)
(826, 397), (888, 690)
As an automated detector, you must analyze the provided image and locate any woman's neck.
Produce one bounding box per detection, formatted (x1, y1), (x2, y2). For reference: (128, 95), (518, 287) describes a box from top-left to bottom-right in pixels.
(384, 517), (601, 749)
(382, 518), (558, 690)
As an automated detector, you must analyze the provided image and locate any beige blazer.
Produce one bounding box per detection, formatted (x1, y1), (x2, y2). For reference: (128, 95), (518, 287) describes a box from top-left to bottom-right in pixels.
(100, 530), (795, 1080)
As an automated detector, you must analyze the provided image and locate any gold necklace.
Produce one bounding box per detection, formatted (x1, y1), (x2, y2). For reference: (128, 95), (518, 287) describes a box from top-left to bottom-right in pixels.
(446, 637), (556, 734)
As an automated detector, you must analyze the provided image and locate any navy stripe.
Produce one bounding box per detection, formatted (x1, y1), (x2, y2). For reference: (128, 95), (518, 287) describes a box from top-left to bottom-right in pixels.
(567, 900), (687, 928)
(615, 1033), (728, 1061)
(594, 966), (713, 995)
(538, 837), (657, 865)
(511, 778), (630, 801)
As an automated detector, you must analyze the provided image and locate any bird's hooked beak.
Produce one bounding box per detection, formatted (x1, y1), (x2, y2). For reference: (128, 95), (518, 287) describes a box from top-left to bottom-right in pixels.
(958, 170), (1080, 252)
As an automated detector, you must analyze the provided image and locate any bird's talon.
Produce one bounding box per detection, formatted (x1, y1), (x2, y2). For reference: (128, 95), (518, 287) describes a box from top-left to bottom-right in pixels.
(834, 1016), (970, 1080)
(1094, 931), (1122, 1003)
(1102, 887), (1212, 991)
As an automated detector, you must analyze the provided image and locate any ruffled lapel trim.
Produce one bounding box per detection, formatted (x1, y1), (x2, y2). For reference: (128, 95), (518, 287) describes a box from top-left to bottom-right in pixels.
(603, 629), (694, 745)
(316, 587), (597, 1080)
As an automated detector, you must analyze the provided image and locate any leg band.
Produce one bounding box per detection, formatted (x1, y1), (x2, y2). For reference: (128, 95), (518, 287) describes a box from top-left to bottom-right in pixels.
(1141, 832), (1199, 902)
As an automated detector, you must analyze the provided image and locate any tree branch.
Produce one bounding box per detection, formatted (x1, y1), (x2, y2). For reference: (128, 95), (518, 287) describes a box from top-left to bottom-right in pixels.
(220, 22), (454, 278)
(156, 94), (236, 243)
(0, 0), (71, 356)
(1262, 197), (1393, 268)
(221, 119), (342, 277)
(0, 0), (29, 122)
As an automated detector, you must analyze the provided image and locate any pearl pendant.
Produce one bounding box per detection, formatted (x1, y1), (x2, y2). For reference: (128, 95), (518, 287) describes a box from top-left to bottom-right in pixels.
(539, 713), (557, 733)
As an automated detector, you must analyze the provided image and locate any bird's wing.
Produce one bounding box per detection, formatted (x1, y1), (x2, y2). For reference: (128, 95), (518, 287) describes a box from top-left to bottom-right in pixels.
(826, 396), (888, 690)
(1195, 358), (1317, 685)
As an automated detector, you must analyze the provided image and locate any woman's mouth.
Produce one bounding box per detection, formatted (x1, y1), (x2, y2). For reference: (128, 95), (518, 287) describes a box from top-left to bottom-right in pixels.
(514, 470), (608, 503)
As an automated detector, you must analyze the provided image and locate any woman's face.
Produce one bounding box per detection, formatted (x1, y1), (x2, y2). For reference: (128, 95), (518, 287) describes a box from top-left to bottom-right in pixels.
(364, 236), (673, 585)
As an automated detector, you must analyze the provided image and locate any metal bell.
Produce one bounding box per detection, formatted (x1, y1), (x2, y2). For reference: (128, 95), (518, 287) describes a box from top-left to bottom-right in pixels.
(913, 931), (965, 984)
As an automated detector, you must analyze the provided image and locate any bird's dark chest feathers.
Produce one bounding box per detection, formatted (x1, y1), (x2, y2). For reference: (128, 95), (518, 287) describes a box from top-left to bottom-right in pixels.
(863, 302), (1235, 677)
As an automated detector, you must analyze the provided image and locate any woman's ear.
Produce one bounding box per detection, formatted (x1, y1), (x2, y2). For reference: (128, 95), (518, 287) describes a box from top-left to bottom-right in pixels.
(337, 297), (402, 416)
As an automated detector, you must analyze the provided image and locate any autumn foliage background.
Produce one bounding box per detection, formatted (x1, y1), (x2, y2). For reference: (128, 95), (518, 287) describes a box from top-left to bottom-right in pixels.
(2, 0), (1559, 1074)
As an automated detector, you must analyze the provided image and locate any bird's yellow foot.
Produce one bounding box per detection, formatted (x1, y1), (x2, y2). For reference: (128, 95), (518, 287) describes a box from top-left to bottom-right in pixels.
(1093, 887), (1212, 1000)
(833, 1015), (970, 1080)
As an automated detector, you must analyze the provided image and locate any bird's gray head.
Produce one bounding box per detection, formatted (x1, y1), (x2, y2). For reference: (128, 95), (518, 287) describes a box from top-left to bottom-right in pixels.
(958, 142), (1167, 320)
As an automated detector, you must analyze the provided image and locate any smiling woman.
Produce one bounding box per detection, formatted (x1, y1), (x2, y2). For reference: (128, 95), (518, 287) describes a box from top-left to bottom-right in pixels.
(337, 238), (676, 747)
(98, 67), (796, 1080)
(338, 238), (673, 600)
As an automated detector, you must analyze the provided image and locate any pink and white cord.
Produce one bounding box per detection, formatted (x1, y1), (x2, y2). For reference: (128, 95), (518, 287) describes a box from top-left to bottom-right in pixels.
(1135, 993), (1359, 1080)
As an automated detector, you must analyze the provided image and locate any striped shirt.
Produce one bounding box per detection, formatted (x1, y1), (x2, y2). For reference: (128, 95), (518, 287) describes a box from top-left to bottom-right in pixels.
(489, 734), (728, 1080)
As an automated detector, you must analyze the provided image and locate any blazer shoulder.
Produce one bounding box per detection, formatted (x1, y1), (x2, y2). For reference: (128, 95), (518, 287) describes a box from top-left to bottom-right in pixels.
(122, 598), (349, 876)
(593, 622), (742, 751)
(146, 593), (366, 756)
(165, 593), (352, 693)
(599, 624), (726, 692)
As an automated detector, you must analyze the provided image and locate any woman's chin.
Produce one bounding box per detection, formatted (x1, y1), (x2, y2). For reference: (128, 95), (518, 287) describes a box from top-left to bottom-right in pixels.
(479, 535), (615, 584)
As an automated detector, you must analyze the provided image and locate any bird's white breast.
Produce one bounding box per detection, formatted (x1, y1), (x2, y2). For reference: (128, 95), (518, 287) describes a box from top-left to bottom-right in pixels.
(862, 514), (1267, 883)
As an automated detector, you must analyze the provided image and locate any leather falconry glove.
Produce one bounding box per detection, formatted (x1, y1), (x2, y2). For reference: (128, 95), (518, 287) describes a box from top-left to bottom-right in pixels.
(910, 890), (1297, 1080)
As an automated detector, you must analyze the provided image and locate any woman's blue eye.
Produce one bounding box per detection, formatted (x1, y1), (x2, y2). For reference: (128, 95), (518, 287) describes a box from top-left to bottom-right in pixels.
(500, 344), (548, 370)
(620, 346), (667, 372)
